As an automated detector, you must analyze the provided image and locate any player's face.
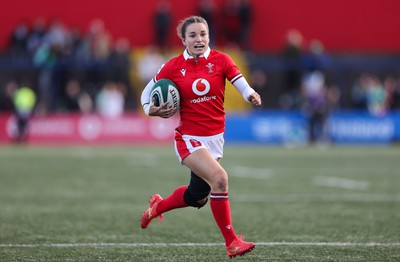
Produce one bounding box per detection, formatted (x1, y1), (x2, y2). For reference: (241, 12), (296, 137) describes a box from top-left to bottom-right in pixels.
(182, 22), (210, 57)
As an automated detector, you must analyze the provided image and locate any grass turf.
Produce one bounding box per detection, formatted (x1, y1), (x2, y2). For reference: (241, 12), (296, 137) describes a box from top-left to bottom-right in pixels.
(0, 145), (399, 261)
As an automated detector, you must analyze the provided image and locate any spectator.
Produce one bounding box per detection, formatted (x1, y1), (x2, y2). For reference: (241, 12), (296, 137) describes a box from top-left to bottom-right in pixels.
(153, 0), (172, 51)
(302, 39), (331, 73)
(220, 0), (252, 49)
(9, 20), (29, 55)
(33, 38), (58, 113)
(96, 81), (124, 118)
(64, 79), (93, 113)
(351, 74), (387, 116)
(280, 29), (304, 110)
(351, 73), (369, 109)
(109, 38), (136, 110)
(91, 19), (112, 61)
(33, 18), (71, 113)
(81, 19), (113, 101)
(238, 0), (252, 50)
(250, 69), (268, 108)
(44, 18), (71, 53)
(384, 75), (400, 110)
(27, 17), (47, 55)
(365, 75), (387, 116)
(198, 0), (217, 45)
(0, 81), (18, 111)
(67, 26), (84, 58)
(300, 39), (337, 144)
(301, 71), (329, 144)
(221, 0), (241, 47)
(80, 18), (112, 62)
(327, 84), (341, 112)
(137, 46), (165, 84)
(12, 84), (36, 143)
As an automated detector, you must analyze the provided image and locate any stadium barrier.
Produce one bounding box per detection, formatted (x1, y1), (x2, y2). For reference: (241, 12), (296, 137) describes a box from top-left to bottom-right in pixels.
(0, 113), (179, 144)
(0, 111), (400, 145)
(225, 110), (400, 145)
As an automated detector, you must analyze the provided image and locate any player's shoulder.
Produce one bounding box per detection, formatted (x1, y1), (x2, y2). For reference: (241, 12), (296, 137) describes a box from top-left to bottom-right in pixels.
(156, 53), (186, 80)
(158, 54), (183, 73)
(209, 49), (235, 67)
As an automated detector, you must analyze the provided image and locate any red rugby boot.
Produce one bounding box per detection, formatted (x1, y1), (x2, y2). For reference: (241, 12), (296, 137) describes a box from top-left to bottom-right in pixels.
(140, 194), (164, 229)
(226, 235), (255, 258)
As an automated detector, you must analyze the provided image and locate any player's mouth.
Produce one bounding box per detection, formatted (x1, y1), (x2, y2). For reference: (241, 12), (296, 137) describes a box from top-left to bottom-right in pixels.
(194, 44), (205, 50)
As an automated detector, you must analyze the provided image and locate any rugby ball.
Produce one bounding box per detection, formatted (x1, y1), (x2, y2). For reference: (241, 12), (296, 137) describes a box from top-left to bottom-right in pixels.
(150, 79), (180, 116)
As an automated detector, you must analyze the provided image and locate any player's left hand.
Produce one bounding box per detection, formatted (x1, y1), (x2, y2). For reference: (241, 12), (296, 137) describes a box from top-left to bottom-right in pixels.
(248, 92), (262, 107)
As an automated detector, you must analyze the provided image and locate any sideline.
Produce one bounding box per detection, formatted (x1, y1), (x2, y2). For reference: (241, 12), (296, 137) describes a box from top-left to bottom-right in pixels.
(1, 242), (400, 248)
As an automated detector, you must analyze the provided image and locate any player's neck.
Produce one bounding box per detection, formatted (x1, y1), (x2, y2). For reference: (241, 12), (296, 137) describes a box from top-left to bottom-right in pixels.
(187, 49), (201, 64)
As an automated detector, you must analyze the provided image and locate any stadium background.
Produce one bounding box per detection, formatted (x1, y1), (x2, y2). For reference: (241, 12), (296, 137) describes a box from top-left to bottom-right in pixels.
(1, 0), (400, 145)
(1, 0), (400, 52)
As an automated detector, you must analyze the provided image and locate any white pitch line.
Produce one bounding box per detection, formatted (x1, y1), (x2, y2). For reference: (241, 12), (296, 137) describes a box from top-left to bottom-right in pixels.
(234, 193), (400, 202)
(313, 176), (369, 190)
(1, 242), (400, 248)
(230, 165), (273, 179)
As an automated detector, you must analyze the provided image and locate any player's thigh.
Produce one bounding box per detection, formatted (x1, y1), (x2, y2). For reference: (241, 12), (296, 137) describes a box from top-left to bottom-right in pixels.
(182, 148), (226, 186)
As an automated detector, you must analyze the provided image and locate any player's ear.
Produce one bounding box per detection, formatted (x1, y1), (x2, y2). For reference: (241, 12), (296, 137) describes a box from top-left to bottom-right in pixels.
(181, 38), (186, 46)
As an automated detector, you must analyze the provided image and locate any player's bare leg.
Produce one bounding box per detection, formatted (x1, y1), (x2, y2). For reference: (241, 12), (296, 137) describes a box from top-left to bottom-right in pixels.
(183, 149), (255, 257)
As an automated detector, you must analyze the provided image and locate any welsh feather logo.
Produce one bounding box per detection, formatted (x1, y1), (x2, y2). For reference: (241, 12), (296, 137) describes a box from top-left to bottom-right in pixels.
(206, 63), (214, 73)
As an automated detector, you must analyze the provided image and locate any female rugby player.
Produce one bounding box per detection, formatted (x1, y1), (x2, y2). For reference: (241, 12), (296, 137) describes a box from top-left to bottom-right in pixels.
(140, 15), (262, 258)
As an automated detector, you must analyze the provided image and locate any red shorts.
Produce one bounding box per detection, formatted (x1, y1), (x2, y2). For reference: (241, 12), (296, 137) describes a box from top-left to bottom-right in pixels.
(174, 130), (224, 163)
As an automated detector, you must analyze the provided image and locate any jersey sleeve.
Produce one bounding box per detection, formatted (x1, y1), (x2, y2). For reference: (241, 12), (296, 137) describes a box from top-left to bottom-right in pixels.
(140, 79), (156, 115)
(233, 77), (256, 103)
(154, 62), (169, 82)
(223, 53), (243, 84)
(223, 53), (255, 103)
(141, 62), (169, 115)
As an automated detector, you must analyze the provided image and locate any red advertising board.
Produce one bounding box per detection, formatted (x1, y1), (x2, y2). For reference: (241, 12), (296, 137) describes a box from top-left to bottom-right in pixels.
(0, 113), (179, 145)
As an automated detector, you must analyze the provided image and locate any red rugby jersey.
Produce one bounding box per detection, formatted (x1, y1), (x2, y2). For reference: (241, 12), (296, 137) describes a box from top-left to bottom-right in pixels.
(155, 48), (243, 136)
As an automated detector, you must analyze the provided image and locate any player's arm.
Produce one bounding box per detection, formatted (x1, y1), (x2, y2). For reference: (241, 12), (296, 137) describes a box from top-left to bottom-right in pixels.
(232, 77), (262, 107)
(225, 52), (262, 107)
(140, 79), (154, 116)
(141, 79), (174, 118)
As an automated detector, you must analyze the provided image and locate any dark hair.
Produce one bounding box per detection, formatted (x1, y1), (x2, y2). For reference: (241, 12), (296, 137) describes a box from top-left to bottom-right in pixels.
(176, 16), (209, 40)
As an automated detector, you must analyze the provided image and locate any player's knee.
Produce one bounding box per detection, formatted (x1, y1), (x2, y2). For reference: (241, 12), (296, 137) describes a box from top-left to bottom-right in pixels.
(212, 169), (228, 192)
(184, 189), (210, 209)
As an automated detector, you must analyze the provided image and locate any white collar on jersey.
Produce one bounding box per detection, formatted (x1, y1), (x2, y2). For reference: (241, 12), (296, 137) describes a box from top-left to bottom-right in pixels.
(183, 47), (211, 60)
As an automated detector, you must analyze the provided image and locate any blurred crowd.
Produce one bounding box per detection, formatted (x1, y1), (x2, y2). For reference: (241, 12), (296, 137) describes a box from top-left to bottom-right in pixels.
(0, 0), (254, 118)
(277, 29), (400, 142)
(1, 0), (400, 137)
(1, 17), (133, 116)
(248, 28), (400, 143)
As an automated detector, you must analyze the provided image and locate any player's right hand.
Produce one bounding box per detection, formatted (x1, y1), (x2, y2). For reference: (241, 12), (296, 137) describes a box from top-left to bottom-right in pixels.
(149, 102), (175, 118)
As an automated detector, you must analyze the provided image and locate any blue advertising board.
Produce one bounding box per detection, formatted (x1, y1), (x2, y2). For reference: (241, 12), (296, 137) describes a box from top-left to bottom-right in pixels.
(328, 111), (396, 144)
(225, 111), (308, 145)
(225, 110), (400, 144)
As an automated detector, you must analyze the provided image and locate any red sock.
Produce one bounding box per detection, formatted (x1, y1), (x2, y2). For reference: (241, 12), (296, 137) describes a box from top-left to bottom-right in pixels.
(210, 193), (237, 246)
(156, 185), (188, 214)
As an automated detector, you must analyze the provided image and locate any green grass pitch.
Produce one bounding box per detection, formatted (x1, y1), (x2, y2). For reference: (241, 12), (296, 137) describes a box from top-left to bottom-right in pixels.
(0, 145), (399, 261)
